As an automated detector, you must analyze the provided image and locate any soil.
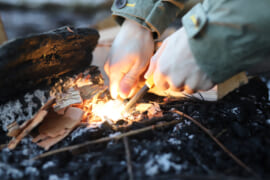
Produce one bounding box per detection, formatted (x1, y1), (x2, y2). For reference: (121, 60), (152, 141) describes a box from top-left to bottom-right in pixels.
(0, 74), (269, 180)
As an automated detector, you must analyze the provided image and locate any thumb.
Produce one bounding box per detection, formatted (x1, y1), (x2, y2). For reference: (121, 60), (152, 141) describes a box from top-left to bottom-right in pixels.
(104, 60), (109, 76)
(144, 41), (164, 79)
(119, 67), (140, 99)
(109, 71), (124, 99)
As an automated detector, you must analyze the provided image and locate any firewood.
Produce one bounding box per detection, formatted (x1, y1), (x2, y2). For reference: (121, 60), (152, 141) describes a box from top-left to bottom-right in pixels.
(7, 97), (55, 149)
(34, 107), (83, 150)
(53, 88), (82, 114)
(8, 110), (48, 149)
(37, 131), (71, 150)
(79, 84), (107, 100)
(6, 121), (20, 137)
(39, 107), (83, 137)
(0, 26), (99, 102)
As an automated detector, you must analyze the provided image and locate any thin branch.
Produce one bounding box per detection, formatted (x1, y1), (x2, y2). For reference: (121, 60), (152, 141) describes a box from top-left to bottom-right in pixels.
(123, 137), (134, 180)
(216, 129), (227, 138)
(172, 110), (258, 178)
(32, 119), (182, 160)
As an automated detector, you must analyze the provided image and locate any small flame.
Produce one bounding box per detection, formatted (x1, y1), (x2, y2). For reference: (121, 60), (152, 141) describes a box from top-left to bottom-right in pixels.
(52, 70), (133, 127)
(92, 100), (128, 122)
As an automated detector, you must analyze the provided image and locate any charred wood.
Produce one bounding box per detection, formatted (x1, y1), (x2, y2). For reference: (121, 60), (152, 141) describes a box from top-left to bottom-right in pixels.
(0, 26), (99, 102)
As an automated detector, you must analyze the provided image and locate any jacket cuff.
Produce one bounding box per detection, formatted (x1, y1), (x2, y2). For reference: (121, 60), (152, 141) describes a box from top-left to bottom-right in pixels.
(111, 0), (158, 37)
(145, 1), (183, 38)
(111, 0), (187, 39)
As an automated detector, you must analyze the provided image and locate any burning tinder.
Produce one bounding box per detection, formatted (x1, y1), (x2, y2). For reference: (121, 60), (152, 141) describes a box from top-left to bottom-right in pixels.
(6, 68), (163, 150)
(92, 100), (129, 123)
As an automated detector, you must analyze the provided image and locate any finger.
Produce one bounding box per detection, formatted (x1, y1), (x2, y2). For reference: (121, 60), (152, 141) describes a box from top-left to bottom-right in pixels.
(154, 70), (170, 91)
(199, 79), (214, 91)
(190, 72), (214, 91)
(144, 56), (157, 79)
(119, 73), (137, 99)
(156, 80), (169, 90)
(185, 73), (200, 92)
(109, 71), (125, 99)
(168, 75), (185, 92)
(119, 62), (146, 99)
(104, 60), (109, 76)
(183, 85), (194, 94)
(144, 41), (166, 79)
(104, 49), (115, 76)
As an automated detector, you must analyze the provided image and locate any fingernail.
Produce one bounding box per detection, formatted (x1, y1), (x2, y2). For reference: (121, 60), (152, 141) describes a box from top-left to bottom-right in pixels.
(119, 84), (132, 99)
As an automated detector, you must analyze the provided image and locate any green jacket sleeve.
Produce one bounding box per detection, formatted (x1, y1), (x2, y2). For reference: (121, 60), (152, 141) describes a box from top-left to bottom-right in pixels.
(111, 0), (202, 38)
(182, 0), (270, 83)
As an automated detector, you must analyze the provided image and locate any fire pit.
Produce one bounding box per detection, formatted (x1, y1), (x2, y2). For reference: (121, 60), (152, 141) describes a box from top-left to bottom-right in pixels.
(0, 27), (270, 180)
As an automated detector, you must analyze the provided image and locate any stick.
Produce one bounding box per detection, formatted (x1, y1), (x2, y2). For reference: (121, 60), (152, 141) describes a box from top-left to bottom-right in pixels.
(32, 119), (182, 160)
(123, 137), (134, 180)
(172, 110), (258, 177)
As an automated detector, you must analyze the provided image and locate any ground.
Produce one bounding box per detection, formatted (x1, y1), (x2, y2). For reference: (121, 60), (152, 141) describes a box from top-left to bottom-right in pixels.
(0, 75), (269, 180)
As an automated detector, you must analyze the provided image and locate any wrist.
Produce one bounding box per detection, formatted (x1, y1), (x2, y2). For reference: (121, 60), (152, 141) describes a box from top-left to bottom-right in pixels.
(122, 19), (154, 40)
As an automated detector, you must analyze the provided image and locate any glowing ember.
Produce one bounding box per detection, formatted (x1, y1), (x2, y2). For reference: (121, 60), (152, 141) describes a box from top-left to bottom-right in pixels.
(92, 100), (129, 123)
(50, 69), (140, 127)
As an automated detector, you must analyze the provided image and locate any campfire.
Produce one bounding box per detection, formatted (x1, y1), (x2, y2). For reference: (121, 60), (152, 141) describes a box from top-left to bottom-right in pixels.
(6, 67), (163, 150)
(0, 25), (269, 179)
(1, 66), (270, 179)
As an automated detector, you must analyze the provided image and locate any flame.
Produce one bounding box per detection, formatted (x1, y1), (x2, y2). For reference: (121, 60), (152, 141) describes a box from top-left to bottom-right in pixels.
(78, 99), (131, 127)
(92, 100), (128, 122)
(52, 70), (134, 127)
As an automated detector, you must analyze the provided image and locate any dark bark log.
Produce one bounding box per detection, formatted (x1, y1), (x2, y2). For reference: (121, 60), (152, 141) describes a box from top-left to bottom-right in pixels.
(0, 26), (99, 102)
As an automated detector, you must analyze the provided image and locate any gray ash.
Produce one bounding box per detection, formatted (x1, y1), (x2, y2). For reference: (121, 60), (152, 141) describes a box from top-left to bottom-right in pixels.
(0, 90), (49, 132)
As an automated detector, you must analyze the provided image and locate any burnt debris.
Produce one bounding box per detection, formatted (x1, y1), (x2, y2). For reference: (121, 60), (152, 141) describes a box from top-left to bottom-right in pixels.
(0, 65), (269, 179)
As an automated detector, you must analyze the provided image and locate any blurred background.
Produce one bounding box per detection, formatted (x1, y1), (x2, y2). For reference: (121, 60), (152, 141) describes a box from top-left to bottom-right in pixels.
(0, 0), (113, 39)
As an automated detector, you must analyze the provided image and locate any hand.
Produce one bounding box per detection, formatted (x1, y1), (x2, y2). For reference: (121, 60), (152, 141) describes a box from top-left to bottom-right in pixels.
(145, 27), (214, 94)
(104, 19), (154, 99)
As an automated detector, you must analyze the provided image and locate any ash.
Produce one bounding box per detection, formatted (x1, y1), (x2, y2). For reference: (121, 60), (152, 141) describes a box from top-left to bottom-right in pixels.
(0, 78), (270, 179)
(0, 90), (49, 131)
(145, 153), (185, 176)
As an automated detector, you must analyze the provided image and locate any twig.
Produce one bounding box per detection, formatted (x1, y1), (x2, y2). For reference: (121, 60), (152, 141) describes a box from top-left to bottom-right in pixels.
(172, 110), (259, 178)
(216, 129), (227, 138)
(32, 119), (182, 160)
(123, 137), (134, 180)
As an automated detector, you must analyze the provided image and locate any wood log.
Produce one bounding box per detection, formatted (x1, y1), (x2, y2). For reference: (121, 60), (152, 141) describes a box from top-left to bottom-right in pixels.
(0, 26), (99, 102)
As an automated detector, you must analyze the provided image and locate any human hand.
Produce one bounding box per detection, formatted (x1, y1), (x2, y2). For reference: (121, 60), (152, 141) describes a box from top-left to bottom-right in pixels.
(104, 19), (154, 99)
(145, 27), (213, 94)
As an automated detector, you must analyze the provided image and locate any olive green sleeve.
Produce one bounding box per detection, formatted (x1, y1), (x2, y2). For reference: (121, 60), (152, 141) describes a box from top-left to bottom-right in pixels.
(182, 0), (270, 83)
(111, 0), (202, 38)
